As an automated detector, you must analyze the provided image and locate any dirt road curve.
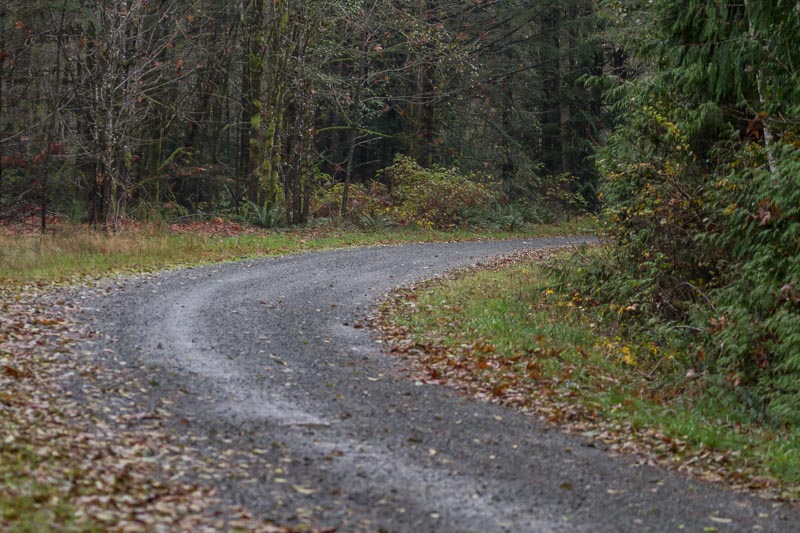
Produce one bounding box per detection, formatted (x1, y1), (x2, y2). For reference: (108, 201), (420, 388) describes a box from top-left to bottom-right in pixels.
(81, 238), (798, 532)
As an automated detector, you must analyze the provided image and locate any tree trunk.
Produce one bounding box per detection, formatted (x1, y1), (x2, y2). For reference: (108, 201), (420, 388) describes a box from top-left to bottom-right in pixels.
(559, 4), (573, 176)
(341, 121), (358, 217)
(744, 0), (778, 173)
(240, 0), (265, 205)
(0, 33), (5, 214)
(500, 78), (515, 190)
(300, 76), (314, 225)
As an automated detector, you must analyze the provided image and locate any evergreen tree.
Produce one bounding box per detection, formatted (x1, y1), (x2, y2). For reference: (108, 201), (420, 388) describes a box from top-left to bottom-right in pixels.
(593, 0), (800, 424)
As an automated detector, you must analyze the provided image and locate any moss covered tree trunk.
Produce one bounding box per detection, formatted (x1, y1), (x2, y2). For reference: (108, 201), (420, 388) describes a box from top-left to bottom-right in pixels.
(241, 0), (266, 205)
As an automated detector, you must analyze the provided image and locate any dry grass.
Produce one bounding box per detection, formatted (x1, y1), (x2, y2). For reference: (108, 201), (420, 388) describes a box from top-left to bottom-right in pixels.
(0, 226), (208, 284)
(0, 219), (597, 287)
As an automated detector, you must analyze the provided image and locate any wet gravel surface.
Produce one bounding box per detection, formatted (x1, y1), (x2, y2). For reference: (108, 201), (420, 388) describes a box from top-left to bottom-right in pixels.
(78, 237), (799, 532)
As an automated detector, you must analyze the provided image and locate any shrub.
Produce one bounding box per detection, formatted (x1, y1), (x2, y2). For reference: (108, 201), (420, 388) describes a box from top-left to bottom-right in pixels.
(377, 155), (499, 229)
(582, 102), (722, 322)
(463, 201), (546, 230)
(702, 144), (800, 424)
(310, 181), (392, 223)
(311, 156), (500, 230)
(242, 200), (286, 228)
(560, 0), (800, 427)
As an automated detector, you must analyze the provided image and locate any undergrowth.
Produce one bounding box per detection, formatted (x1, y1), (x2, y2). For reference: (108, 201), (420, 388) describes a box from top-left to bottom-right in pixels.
(311, 155), (585, 231)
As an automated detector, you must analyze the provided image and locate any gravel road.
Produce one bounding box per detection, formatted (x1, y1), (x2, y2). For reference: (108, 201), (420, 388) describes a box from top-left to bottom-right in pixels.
(81, 237), (798, 532)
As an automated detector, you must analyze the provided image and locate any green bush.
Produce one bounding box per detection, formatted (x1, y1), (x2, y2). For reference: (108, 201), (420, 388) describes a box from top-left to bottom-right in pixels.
(377, 155), (499, 229)
(463, 201), (547, 230)
(241, 200), (286, 228)
(582, 102), (722, 323)
(311, 156), (500, 230)
(702, 144), (800, 424)
(571, 114), (800, 425)
(310, 181), (392, 223)
(551, 0), (800, 427)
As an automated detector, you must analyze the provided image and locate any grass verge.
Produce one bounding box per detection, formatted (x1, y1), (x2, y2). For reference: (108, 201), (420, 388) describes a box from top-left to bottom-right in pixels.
(0, 218), (594, 287)
(373, 245), (800, 501)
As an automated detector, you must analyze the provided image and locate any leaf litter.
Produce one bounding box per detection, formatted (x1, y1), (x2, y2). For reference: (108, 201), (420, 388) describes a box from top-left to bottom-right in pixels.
(0, 282), (321, 532)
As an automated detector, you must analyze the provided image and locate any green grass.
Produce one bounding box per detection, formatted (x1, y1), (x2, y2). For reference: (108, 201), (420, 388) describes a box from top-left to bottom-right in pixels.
(1, 444), (97, 532)
(0, 218), (595, 286)
(389, 250), (800, 495)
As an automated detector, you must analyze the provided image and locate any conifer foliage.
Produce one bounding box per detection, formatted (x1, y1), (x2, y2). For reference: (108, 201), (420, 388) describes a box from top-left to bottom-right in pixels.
(592, 0), (800, 424)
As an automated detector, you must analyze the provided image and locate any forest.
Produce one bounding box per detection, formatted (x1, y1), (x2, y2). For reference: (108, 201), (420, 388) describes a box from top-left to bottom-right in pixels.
(2, 0), (800, 430)
(0, 0), (604, 231)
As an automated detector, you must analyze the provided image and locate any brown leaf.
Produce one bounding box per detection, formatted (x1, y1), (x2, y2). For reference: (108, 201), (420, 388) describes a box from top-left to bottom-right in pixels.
(3, 364), (24, 379)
